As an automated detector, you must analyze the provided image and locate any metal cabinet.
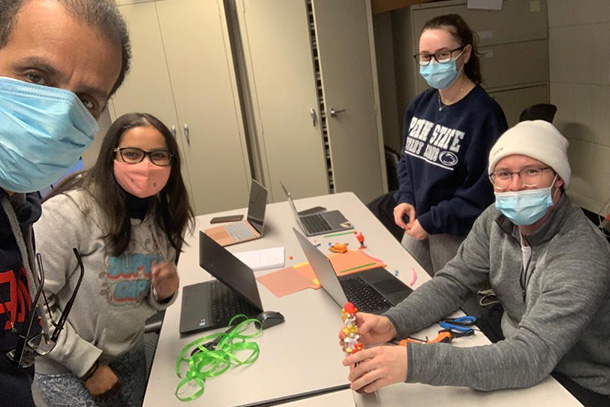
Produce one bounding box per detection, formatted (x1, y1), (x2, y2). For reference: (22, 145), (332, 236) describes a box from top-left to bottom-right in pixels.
(394, 0), (550, 126)
(235, 0), (387, 204)
(110, 0), (251, 216)
(112, 0), (387, 211)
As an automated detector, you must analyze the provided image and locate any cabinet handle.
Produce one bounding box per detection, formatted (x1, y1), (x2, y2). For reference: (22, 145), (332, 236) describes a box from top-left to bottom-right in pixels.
(329, 108), (346, 117)
(184, 124), (190, 145)
(171, 125), (176, 138)
(310, 108), (317, 127)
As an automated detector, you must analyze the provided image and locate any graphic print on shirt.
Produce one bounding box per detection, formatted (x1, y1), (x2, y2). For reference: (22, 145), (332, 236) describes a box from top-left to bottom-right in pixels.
(404, 117), (465, 171)
(101, 252), (163, 306)
(0, 268), (32, 330)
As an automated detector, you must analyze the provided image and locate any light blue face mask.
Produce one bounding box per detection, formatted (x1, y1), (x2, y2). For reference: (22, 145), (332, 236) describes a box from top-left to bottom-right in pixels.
(0, 77), (98, 193)
(419, 53), (463, 90)
(494, 181), (556, 226)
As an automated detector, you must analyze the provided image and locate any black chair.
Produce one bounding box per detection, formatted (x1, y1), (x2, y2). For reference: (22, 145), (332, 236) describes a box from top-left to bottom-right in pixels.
(519, 103), (557, 123)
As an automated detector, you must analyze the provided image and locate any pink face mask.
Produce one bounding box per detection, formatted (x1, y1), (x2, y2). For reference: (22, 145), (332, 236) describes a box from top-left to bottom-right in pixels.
(113, 160), (171, 198)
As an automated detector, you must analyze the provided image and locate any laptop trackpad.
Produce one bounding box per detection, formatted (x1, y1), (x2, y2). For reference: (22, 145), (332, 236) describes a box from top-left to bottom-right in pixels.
(373, 279), (407, 294)
(363, 268), (413, 305)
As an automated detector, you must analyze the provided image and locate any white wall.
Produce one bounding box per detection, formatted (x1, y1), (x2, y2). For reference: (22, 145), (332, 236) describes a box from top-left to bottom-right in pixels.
(549, 0), (610, 214)
(81, 109), (112, 169)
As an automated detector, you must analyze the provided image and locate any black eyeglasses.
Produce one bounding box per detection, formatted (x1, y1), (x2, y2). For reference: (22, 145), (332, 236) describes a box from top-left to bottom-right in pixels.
(114, 147), (173, 167)
(6, 249), (85, 368)
(414, 45), (466, 66)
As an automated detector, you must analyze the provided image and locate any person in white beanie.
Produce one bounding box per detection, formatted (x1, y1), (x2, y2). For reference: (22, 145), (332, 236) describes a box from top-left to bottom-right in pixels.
(342, 120), (610, 406)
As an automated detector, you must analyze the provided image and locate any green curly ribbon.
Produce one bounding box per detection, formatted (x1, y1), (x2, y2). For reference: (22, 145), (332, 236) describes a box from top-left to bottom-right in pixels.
(174, 314), (262, 401)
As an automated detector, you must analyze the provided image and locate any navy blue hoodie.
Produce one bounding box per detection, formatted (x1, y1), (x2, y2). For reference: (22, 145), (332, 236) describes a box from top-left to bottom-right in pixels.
(395, 85), (508, 236)
(0, 190), (41, 407)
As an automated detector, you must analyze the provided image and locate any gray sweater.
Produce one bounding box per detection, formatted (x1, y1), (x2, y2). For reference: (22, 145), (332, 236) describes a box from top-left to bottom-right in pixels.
(33, 190), (177, 377)
(385, 195), (610, 395)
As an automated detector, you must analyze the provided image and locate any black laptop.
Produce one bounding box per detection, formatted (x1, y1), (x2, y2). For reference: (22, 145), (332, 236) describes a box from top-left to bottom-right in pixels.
(293, 228), (412, 313)
(280, 181), (353, 236)
(179, 231), (264, 335)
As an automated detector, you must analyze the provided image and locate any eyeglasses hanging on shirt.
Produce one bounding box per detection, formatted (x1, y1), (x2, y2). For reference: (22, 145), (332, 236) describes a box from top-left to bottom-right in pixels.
(5, 248), (85, 368)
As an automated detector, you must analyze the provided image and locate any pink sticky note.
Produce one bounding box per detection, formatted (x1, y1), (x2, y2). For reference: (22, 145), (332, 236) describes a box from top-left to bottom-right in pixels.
(257, 267), (315, 298)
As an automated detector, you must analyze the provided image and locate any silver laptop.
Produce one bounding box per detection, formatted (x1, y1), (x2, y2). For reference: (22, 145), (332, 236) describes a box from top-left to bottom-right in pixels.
(204, 179), (267, 246)
(293, 228), (412, 313)
(280, 181), (353, 236)
(179, 231), (264, 335)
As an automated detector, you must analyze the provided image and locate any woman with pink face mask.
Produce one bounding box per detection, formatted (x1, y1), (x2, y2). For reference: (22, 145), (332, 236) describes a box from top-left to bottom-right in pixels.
(32, 113), (194, 407)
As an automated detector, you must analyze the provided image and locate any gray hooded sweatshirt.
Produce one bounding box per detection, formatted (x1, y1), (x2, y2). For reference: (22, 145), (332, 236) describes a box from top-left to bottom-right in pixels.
(33, 190), (177, 377)
(385, 194), (610, 396)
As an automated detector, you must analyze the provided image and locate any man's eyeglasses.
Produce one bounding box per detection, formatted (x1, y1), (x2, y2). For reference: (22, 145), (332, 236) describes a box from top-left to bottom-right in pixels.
(114, 147), (173, 167)
(414, 45), (466, 66)
(6, 248), (84, 368)
(489, 166), (552, 190)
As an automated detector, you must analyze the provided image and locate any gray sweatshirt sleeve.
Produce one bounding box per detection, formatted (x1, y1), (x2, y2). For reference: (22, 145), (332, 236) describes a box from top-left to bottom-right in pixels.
(34, 194), (102, 377)
(384, 208), (493, 338)
(406, 250), (609, 391)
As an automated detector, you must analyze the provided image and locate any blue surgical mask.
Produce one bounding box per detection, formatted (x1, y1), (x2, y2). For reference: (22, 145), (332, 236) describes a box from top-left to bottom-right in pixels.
(419, 59), (461, 90)
(495, 183), (556, 226)
(0, 77), (98, 193)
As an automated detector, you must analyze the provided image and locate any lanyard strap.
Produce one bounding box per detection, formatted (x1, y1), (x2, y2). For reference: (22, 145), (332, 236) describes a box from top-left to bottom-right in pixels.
(174, 314), (262, 401)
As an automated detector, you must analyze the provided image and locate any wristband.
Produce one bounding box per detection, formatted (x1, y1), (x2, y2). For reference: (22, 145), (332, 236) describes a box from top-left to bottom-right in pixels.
(153, 287), (171, 304)
(80, 360), (99, 382)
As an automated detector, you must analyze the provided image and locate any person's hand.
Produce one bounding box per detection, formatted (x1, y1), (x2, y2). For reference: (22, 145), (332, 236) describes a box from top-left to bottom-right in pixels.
(84, 363), (119, 396)
(339, 313), (396, 346)
(343, 345), (408, 393)
(405, 219), (428, 241)
(393, 203), (416, 230)
(151, 260), (179, 301)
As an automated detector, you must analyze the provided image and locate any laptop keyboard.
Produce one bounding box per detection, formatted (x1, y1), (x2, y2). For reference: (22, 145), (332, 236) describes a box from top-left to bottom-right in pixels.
(340, 276), (392, 313)
(225, 222), (256, 241)
(301, 213), (332, 234)
(210, 280), (258, 324)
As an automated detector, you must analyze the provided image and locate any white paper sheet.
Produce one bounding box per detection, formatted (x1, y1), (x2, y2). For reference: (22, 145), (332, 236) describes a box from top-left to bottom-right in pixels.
(234, 246), (285, 271)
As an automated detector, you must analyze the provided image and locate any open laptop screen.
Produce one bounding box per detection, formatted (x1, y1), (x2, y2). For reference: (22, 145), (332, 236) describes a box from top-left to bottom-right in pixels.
(247, 179), (267, 235)
(279, 181), (302, 219)
(199, 231), (264, 311)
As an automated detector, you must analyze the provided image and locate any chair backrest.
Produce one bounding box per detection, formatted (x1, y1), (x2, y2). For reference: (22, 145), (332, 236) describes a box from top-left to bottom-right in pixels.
(519, 103), (557, 123)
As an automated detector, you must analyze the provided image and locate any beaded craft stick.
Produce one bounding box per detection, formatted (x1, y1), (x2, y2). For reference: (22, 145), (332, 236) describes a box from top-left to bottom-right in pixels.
(341, 302), (363, 354)
(342, 302), (379, 405)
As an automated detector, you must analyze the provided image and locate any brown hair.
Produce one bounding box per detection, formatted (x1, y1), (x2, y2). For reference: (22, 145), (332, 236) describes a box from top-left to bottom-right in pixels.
(422, 14), (482, 84)
(47, 113), (194, 256)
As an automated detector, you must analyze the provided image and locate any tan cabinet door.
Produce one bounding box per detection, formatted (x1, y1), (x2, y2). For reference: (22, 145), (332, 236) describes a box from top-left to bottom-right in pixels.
(110, 2), (183, 150)
(238, 0), (385, 203)
(156, 0), (251, 215)
(237, 0), (330, 202)
(109, 1), (194, 207)
(112, 0), (251, 215)
(313, 0), (385, 204)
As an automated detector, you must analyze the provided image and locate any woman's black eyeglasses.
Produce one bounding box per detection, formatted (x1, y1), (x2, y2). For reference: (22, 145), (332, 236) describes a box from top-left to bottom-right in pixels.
(114, 147), (173, 167)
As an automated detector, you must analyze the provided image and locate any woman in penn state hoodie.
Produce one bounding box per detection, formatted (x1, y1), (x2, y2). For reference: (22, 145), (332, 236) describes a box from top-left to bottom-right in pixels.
(394, 14), (508, 276)
(33, 113), (194, 407)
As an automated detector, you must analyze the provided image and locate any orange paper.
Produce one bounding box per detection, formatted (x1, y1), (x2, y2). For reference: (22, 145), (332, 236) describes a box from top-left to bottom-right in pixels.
(256, 266), (315, 298)
(257, 249), (386, 297)
(296, 249), (386, 289)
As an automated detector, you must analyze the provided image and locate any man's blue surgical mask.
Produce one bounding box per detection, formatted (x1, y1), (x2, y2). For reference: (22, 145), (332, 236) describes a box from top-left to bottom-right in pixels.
(494, 179), (557, 226)
(0, 77), (98, 193)
(419, 55), (463, 90)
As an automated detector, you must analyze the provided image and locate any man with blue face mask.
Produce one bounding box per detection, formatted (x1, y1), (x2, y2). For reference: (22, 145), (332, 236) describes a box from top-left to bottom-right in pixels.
(0, 1), (131, 405)
(342, 121), (610, 405)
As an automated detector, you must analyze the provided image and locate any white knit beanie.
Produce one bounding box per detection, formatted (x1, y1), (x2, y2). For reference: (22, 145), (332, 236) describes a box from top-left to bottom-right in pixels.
(488, 120), (571, 188)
